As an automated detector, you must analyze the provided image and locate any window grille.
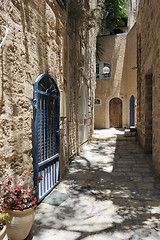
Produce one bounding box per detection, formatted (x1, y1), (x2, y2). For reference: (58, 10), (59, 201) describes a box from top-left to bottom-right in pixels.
(96, 62), (111, 79)
(33, 74), (60, 203)
(56, 0), (67, 9)
(96, 64), (100, 79)
(94, 98), (101, 105)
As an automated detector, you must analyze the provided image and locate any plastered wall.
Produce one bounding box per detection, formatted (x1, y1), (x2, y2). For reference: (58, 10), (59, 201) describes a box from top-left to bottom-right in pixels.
(95, 24), (137, 129)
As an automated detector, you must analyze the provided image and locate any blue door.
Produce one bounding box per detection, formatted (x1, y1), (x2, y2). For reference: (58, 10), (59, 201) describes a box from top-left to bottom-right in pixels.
(130, 95), (135, 126)
(33, 74), (60, 202)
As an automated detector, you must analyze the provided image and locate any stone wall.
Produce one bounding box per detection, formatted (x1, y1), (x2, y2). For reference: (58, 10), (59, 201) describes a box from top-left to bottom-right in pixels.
(136, 0), (160, 176)
(0, 0), (97, 185)
(126, 0), (139, 30)
(68, 122), (77, 159)
(66, 0), (97, 146)
(0, 0), (67, 184)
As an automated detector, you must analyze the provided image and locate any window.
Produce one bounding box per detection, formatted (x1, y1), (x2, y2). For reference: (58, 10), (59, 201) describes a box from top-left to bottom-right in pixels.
(96, 62), (111, 79)
(56, 0), (67, 9)
(96, 64), (100, 79)
(94, 98), (101, 105)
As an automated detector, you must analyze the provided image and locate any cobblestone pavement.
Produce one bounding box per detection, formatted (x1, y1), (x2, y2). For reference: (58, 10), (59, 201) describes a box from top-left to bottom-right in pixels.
(31, 130), (160, 240)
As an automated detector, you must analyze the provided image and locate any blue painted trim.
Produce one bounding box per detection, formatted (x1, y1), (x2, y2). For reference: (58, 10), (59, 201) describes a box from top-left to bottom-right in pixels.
(33, 73), (60, 203)
(38, 182), (59, 203)
(56, 0), (67, 9)
(57, 84), (60, 182)
(38, 154), (59, 167)
(37, 90), (58, 98)
(34, 73), (59, 93)
(130, 95), (135, 126)
(33, 80), (39, 200)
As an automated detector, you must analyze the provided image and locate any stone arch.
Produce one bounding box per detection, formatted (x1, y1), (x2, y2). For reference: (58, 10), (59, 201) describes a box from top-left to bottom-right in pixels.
(105, 95), (127, 128)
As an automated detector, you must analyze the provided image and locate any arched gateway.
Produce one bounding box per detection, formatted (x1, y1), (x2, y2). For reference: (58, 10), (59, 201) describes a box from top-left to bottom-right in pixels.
(33, 74), (60, 202)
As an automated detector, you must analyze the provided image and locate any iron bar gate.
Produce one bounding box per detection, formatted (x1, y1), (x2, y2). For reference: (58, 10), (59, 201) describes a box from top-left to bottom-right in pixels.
(56, 0), (67, 9)
(33, 74), (60, 203)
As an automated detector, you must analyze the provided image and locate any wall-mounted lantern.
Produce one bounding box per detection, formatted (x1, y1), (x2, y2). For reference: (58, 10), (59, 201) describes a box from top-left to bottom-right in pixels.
(95, 63), (111, 78)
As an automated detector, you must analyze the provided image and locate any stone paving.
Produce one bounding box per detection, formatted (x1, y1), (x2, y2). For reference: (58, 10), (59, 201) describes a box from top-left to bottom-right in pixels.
(31, 129), (160, 240)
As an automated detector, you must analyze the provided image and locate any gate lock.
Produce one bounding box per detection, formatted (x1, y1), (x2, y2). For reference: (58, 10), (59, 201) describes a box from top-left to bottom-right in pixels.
(31, 99), (37, 109)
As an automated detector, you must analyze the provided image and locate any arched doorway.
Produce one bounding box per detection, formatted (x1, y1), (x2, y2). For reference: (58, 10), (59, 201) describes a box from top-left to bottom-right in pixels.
(109, 98), (122, 128)
(130, 95), (135, 126)
(33, 74), (60, 202)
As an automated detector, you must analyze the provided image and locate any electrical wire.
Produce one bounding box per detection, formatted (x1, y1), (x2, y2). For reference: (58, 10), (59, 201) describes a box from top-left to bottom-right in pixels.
(0, 25), (8, 48)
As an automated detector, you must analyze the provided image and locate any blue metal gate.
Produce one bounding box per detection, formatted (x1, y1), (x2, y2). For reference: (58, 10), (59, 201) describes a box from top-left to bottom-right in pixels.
(130, 95), (135, 126)
(56, 0), (67, 9)
(33, 74), (60, 203)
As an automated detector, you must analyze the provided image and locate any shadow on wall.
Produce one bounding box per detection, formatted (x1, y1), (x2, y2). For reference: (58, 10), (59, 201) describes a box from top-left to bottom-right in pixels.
(120, 24), (137, 103)
(20, 0), (49, 72)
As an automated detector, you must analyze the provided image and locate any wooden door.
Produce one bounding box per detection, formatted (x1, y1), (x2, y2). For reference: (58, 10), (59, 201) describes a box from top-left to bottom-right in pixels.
(109, 98), (122, 128)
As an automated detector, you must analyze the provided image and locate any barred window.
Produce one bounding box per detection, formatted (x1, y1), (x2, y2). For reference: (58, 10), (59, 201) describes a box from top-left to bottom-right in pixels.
(56, 0), (67, 9)
(96, 64), (100, 79)
(94, 98), (101, 105)
(96, 62), (111, 79)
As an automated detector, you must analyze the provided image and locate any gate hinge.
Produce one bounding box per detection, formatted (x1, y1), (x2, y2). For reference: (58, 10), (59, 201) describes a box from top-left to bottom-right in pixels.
(31, 99), (37, 109)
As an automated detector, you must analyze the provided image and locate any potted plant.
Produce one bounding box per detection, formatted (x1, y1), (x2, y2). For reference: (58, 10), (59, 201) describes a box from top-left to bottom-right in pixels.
(0, 211), (11, 240)
(1, 170), (43, 240)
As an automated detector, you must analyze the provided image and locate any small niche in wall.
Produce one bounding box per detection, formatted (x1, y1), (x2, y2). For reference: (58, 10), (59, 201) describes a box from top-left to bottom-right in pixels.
(13, 106), (19, 116)
(94, 98), (101, 105)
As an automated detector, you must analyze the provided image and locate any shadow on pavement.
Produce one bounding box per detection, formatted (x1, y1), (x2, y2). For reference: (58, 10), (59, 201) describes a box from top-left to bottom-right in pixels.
(31, 136), (160, 240)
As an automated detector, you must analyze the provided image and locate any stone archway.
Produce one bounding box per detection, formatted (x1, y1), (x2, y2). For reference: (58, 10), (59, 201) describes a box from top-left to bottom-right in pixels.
(33, 73), (60, 203)
(109, 98), (122, 128)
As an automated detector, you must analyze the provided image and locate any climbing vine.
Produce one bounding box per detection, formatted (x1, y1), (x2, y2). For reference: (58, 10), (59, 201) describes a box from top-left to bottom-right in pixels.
(68, 3), (99, 29)
(68, 0), (128, 59)
(96, 39), (105, 60)
(68, 0), (128, 32)
(96, 0), (128, 59)
(98, 0), (128, 33)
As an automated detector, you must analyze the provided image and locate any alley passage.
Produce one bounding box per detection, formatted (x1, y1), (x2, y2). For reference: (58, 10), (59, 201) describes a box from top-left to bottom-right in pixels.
(32, 130), (160, 240)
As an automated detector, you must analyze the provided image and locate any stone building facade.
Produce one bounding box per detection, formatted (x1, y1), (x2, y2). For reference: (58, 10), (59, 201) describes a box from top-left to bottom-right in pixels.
(136, 0), (160, 177)
(0, 0), (97, 197)
(95, 1), (137, 129)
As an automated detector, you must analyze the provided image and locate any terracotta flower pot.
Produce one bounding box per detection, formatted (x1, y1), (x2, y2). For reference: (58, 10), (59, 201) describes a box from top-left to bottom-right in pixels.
(0, 225), (8, 240)
(6, 207), (35, 240)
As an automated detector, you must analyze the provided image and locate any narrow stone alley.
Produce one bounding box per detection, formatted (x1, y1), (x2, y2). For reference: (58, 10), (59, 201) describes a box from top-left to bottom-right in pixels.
(31, 129), (160, 240)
